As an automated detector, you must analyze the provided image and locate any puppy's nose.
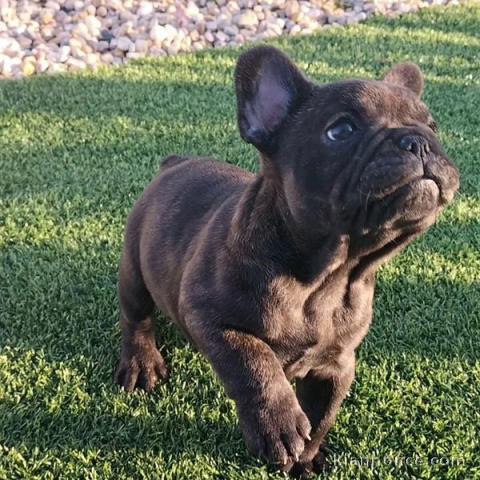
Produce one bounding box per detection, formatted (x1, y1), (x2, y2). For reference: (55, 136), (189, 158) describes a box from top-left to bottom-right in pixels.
(398, 134), (431, 158)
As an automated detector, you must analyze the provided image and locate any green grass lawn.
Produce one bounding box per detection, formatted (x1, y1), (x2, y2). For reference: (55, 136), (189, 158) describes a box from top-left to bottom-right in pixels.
(1, 4), (479, 479)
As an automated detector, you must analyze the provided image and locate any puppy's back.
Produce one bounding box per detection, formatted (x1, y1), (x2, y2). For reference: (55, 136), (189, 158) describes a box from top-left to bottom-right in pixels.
(161, 154), (189, 169)
(124, 156), (254, 320)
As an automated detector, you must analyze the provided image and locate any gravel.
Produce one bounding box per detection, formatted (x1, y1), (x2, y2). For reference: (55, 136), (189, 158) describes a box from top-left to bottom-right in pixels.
(0, 0), (463, 78)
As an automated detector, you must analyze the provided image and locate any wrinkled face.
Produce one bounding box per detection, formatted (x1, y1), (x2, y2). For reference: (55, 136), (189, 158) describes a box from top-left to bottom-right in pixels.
(235, 47), (459, 244)
(278, 80), (459, 238)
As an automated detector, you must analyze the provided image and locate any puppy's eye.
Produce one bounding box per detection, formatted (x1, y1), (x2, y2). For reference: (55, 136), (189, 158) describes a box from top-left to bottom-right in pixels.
(326, 118), (356, 141)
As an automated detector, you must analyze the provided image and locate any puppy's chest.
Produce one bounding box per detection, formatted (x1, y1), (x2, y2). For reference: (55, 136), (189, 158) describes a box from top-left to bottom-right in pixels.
(262, 275), (373, 378)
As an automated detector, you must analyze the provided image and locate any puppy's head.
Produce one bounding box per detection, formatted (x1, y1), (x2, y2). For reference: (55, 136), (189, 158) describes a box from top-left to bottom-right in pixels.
(235, 46), (459, 241)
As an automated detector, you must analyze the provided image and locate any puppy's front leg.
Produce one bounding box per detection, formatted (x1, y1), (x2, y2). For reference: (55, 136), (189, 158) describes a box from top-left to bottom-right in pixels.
(191, 326), (311, 466)
(292, 355), (355, 476)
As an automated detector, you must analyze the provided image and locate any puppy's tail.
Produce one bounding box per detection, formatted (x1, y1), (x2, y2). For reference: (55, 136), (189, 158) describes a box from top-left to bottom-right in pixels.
(161, 154), (189, 169)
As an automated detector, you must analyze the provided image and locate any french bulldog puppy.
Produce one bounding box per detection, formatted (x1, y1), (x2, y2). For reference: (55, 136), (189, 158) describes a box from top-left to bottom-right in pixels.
(115, 46), (459, 477)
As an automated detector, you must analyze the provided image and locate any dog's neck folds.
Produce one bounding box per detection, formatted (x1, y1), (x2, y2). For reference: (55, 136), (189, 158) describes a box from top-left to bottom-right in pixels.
(229, 158), (419, 286)
(228, 168), (352, 285)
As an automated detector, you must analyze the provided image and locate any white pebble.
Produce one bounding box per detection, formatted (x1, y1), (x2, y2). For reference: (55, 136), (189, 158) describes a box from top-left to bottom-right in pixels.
(96, 6), (107, 17)
(17, 35), (33, 49)
(137, 1), (154, 16)
(85, 15), (102, 32)
(135, 37), (149, 53)
(206, 21), (218, 31)
(127, 51), (145, 59)
(85, 52), (99, 66)
(224, 25), (239, 36)
(215, 31), (229, 43)
(72, 22), (89, 38)
(150, 23), (167, 44)
(204, 31), (214, 43)
(36, 58), (49, 73)
(100, 52), (114, 63)
(45, 1), (61, 11)
(97, 40), (109, 52)
(116, 35), (132, 51)
(236, 10), (258, 28)
(57, 45), (71, 62)
(67, 57), (86, 70)
(48, 62), (67, 73)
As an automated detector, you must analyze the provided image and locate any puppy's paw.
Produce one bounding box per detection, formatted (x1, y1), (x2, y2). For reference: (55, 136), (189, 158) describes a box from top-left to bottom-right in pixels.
(289, 446), (328, 478)
(115, 344), (169, 392)
(311, 448), (328, 474)
(239, 394), (311, 466)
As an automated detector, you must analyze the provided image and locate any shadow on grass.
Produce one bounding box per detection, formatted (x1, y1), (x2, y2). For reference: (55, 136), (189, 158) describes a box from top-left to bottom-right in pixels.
(0, 239), (478, 372)
(0, 74), (477, 210)
(0, 230), (477, 470)
(0, 394), (241, 456)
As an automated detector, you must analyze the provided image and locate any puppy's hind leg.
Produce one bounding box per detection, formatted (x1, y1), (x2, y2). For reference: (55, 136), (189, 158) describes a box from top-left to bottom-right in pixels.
(115, 249), (169, 392)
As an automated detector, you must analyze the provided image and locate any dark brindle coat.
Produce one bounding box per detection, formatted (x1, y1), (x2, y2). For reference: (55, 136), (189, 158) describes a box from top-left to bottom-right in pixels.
(115, 46), (459, 477)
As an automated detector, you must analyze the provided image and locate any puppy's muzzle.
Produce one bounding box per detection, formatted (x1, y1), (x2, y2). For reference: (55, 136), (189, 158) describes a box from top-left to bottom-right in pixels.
(398, 134), (431, 162)
(396, 130), (459, 206)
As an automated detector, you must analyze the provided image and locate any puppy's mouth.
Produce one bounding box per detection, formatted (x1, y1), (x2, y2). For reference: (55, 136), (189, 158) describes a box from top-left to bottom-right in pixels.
(350, 145), (459, 235)
(358, 151), (458, 209)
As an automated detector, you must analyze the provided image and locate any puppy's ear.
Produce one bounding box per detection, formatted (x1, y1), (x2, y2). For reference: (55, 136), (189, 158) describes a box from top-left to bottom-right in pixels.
(383, 62), (424, 97)
(235, 46), (312, 153)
